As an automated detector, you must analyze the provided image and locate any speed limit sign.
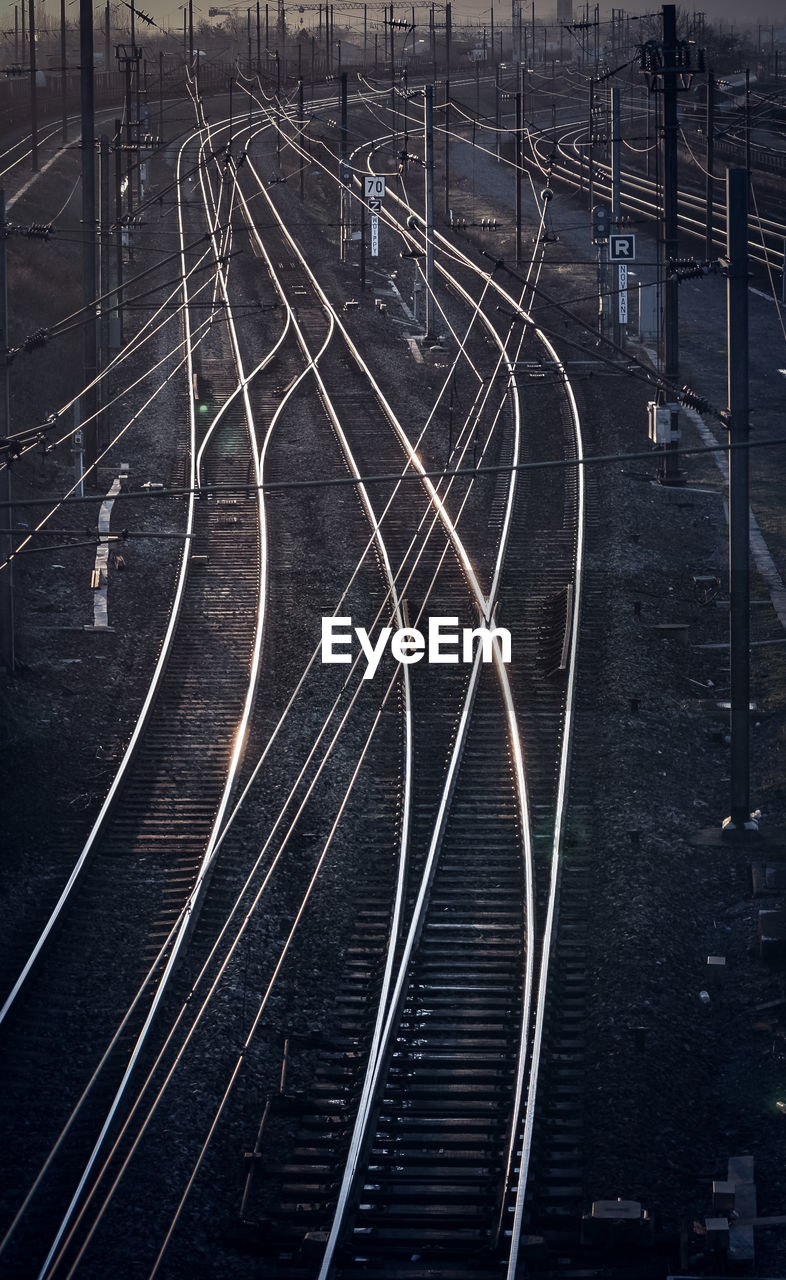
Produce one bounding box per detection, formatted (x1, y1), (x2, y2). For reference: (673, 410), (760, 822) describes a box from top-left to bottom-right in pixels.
(364, 175), (386, 200)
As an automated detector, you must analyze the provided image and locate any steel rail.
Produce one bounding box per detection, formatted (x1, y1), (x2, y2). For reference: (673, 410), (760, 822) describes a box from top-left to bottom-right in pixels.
(36, 101), (413, 1277)
(0, 148), (206, 1036)
(129, 106), (423, 1276)
(381, 171), (586, 1278)
(239, 111), (536, 1278)
(30, 110), (273, 1280)
(249, 104), (548, 1275)
(533, 116), (786, 268)
(251, 122), (537, 1275)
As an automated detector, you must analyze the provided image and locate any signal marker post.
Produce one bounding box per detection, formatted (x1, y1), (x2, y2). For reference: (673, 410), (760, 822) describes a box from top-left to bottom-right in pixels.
(609, 233), (634, 339)
(362, 174), (385, 285)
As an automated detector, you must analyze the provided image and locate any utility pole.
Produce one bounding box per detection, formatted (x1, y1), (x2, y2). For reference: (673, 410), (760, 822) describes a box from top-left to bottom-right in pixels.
(256, 0), (260, 69)
(611, 85), (622, 348)
(744, 67), (751, 176)
(515, 88), (522, 265)
(339, 70), (348, 261)
(29, 0), (38, 171)
(705, 68), (714, 259)
(275, 50), (281, 167)
(188, 0), (193, 67)
(662, 2), (679, 381)
(159, 49), (164, 143)
(424, 83), (435, 338)
(298, 77), (305, 201)
(60, 0), (68, 143)
(724, 166), (754, 835)
(443, 2), (451, 219)
(80, 0), (98, 484)
(587, 77), (594, 209)
(114, 119), (123, 346)
(531, 0), (535, 66)
(99, 135), (110, 450)
(0, 191), (14, 673)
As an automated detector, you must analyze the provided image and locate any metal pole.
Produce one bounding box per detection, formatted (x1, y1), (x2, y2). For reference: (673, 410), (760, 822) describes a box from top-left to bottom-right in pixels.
(745, 66), (751, 176)
(662, 2), (679, 382)
(515, 87), (522, 266)
(99, 135), (110, 450)
(0, 191), (14, 673)
(705, 68), (714, 259)
(611, 85), (621, 347)
(444, 2), (451, 219)
(256, 0), (260, 68)
(390, 19), (396, 151)
(298, 76), (305, 200)
(188, 0), (193, 67)
(275, 50), (281, 165)
(339, 70), (347, 261)
(80, 0), (98, 485)
(114, 119), (123, 343)
(61, 0), (68, 143)
(587, 76), (594, 210)
(425, 83), (435, 338)
(29, 0), (38, 171)
(495, 62), (500, 160)
(725, 166), (752, 832)
(159, 49), (164, 143)
(732, 167), (752, 829)
(360, 190), (366, 288)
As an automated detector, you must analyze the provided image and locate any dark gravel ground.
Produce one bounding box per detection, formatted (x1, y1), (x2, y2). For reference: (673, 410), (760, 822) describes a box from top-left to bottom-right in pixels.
(2, 80), (786, 1277)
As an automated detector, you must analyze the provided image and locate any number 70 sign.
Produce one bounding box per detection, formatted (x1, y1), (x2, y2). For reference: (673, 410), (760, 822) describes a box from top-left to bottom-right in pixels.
(364, 175), (386, 200)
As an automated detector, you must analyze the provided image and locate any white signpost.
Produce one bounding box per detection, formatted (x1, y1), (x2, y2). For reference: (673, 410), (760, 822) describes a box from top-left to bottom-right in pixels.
(364, 176), (384, 261)
(618, 263), (628, 324)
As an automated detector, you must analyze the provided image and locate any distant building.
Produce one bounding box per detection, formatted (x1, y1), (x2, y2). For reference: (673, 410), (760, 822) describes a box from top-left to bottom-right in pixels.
(557, 0), (573, 22)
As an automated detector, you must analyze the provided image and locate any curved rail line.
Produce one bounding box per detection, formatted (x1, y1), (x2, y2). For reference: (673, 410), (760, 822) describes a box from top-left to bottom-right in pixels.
(240, 95), (586, 1276)
(0, 106), (271, 1280)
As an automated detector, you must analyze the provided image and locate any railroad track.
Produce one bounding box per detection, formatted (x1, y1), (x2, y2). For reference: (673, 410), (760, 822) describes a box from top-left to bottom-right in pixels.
(0, 111), (269, 1278)
(445, 70), (786, 272)
(0, 69), (593, 1278)
(206, 100), (589, 1278)
(537, 115), (786, 267)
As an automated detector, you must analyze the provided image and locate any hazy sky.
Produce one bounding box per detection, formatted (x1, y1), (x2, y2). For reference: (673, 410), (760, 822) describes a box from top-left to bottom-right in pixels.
(91, 0), (786, 37)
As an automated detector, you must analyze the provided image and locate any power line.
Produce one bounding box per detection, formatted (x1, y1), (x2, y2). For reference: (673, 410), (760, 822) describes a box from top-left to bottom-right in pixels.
(2, 432), (785, 520)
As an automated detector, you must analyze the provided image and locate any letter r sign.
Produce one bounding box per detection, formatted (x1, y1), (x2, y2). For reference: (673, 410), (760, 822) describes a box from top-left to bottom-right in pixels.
(609, 234), (636, 261)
